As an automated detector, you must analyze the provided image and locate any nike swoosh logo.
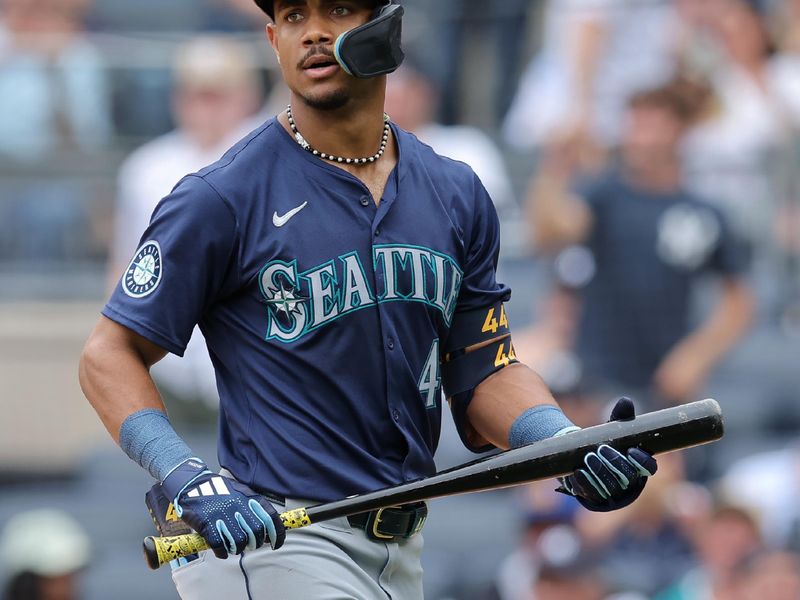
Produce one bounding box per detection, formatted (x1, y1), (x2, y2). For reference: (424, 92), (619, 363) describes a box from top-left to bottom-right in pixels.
(272, 202), (308, 227)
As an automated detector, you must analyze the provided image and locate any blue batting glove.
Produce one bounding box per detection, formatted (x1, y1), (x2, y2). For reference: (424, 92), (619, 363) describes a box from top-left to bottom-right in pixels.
(161, 459), (286, 559)
(557, 398), (658, 512)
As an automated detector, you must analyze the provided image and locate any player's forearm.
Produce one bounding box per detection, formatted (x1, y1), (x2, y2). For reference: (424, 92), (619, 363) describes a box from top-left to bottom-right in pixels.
(466, 363), (565, 450)
(526, 166), (592, 252)
(571, 17), (606, 119)
(679, 278), (754, 367)
(79, 317), (167, 443)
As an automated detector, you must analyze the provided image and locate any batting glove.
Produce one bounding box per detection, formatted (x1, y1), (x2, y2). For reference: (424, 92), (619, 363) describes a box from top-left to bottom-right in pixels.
(161, 459), (286, 559)
(557, 398), (658, 512)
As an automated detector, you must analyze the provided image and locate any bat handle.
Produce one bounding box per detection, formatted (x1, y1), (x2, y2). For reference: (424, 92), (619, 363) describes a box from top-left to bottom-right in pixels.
(143, 507), (313, 569)
(143, 533), (208, 570)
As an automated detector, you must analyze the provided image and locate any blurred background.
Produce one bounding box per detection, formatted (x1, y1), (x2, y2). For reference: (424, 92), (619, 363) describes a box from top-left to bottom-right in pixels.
(1, 0), (799, 598)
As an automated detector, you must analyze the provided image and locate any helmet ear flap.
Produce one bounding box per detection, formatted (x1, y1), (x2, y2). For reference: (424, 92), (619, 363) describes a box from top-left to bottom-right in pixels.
(334, 3), (405, 78)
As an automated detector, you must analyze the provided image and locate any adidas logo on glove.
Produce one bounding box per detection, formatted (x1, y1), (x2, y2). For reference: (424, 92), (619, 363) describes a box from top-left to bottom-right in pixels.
(185, 476), (231, 498)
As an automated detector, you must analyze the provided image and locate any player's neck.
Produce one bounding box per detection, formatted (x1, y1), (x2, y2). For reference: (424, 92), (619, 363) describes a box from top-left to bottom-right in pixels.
(624, 158), (681, 194)
(626, 171), (680, 194)
(280, 95), (389, 162)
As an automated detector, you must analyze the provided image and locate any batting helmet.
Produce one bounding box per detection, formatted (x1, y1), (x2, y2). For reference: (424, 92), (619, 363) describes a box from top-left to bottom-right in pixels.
(254, 0), (383, 18)
(256, 0), (404, 78)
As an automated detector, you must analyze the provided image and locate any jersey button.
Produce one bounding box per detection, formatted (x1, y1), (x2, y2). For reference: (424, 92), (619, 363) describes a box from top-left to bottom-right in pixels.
(392, 410), (400, 422)
(387, 336), (395, 350)
(374, 228), (381, 237)
(360, 197), (370, 207)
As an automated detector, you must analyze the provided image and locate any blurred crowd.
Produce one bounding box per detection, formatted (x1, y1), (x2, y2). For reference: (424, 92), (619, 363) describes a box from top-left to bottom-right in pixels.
(1, 0), (800, 598)
(0, 510), (90, 600)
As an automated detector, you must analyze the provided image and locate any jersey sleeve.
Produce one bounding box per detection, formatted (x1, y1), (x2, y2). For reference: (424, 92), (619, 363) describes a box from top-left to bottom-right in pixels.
(707, 207), (751, 277)
(102, 175), (240, 356)
(446, 174), (512, 454)
(452, 174), (512, 312)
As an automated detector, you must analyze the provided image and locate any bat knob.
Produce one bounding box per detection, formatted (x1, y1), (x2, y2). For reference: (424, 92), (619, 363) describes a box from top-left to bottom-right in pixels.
(143, 536), (160, 570)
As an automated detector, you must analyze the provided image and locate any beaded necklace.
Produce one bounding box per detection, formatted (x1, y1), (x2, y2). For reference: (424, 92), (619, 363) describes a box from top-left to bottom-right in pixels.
(286, 104), (391, 165)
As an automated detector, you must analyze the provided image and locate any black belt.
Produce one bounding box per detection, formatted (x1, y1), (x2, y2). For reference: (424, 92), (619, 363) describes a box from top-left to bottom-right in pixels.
(347, 502), (428, 543)
(247, 481), (428, 543)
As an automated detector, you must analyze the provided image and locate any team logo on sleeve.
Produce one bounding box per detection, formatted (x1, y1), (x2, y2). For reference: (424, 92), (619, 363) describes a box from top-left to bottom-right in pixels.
(123, 240), (163, 298)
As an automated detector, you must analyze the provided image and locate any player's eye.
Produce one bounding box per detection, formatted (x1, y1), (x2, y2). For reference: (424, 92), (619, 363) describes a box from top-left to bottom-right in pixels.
(285, 11), (304, 22)
(331, 6), (351, 16)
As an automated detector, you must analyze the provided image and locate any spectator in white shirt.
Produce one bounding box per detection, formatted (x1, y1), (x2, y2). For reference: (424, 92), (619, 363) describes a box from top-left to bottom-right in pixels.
(384, 62), (521, 253)
(503, 0), (679, 155)
(109, 36), (264, 407)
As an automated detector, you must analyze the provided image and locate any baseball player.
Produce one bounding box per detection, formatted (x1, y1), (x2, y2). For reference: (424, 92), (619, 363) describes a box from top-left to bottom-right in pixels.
(79, 1), (657, 598)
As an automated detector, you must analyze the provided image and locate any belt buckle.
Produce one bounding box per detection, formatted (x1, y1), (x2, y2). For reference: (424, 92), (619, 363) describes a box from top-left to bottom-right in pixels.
(367, 507), (396, 541)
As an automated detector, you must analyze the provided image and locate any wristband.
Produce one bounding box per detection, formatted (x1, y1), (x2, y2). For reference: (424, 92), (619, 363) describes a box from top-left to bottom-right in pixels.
(509, 405), (579, 449)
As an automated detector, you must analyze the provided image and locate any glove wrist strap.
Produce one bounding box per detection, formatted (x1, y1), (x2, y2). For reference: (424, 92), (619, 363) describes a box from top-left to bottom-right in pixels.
(161, 458), (210, 505)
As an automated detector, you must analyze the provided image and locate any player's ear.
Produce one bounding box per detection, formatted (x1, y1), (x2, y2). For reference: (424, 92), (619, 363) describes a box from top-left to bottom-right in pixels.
(266, 23), (280, 65)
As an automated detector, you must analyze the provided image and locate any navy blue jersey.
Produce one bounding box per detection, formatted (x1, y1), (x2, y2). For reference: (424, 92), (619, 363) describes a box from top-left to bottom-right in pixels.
(104, 118), (510, 502)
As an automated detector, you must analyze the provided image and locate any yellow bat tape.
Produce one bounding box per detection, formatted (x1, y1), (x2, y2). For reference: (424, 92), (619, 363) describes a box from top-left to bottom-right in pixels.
(143, 507), (311, 570)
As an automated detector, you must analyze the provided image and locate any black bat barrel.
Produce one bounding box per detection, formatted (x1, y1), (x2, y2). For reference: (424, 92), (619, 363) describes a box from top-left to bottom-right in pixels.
(304, 399), (723, 524)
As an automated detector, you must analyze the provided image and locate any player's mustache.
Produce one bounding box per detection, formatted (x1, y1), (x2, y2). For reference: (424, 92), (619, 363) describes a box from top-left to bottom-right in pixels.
(297, 46), (338, 70)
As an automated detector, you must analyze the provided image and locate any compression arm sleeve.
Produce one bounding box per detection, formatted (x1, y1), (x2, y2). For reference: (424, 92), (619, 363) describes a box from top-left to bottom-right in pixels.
(118, 409), (194, 481)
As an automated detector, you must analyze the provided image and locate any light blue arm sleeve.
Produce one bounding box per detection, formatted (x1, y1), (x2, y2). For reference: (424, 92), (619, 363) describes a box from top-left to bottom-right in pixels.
(118, 409), (194, 481)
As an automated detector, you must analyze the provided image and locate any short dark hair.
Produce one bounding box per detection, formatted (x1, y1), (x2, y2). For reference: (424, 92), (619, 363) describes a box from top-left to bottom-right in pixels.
(628, 73), (717, 125)
(628, 86), (696, 123)
(711, 504), (760, 531)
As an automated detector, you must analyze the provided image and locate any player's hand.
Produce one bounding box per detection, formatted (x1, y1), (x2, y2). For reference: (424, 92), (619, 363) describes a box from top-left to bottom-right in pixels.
(161, 459), (286, 559)
(653, 342), (711, 404)
(556, 398), (658, 512)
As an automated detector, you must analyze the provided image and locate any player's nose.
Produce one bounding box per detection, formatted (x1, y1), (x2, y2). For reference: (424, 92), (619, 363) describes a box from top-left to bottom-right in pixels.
(301, 12), (334, 47)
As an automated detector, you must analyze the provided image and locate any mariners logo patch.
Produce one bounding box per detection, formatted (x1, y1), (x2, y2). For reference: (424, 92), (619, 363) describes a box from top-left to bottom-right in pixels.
(123, 240), (163, 298)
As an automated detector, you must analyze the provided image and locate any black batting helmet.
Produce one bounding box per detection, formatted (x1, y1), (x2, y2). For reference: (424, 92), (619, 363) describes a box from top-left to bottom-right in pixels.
(253, 0), (274, 17)
(254, 0), (388, 19)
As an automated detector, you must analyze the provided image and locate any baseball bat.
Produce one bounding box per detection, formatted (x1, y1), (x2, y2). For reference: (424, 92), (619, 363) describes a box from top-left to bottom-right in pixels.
(144, 398), (723, 569)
